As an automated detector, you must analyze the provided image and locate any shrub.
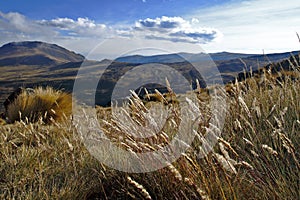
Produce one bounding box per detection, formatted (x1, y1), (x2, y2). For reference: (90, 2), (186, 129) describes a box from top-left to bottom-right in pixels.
(6, 87), (72, 123)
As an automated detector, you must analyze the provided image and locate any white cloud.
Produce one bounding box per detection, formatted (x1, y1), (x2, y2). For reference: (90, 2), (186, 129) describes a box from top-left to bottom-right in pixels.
(0, 12), (110, 41)
(0, 12), (30, 32)
(37, 17), (110, 38)
(0, 11), (56, 38)
(0, 11), (74, 52)
(38, 17), (107, 36)
(134, 16), (222, 44)
(187, 0), (300, 53)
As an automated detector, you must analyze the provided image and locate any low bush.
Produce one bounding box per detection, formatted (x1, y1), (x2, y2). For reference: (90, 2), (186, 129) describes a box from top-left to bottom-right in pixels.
(6, 87), (72, 123)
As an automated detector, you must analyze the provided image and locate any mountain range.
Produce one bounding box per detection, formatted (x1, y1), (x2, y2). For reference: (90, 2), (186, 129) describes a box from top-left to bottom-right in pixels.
(0, 41), (299, 108)
(115, 52), (258, 63)
(116, 51), (299, 64)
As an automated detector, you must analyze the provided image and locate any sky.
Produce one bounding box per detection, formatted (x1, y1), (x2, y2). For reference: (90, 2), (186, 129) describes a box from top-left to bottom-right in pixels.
(0, 0), (300, 59)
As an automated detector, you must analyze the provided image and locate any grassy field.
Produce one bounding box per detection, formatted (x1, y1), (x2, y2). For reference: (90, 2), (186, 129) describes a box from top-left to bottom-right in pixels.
(0, 60), (299, 199)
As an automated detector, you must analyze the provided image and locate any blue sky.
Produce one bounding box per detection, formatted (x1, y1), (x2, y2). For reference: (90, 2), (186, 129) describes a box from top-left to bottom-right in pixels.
(0, 0), (226, 22)
(1, 0), (300, 59)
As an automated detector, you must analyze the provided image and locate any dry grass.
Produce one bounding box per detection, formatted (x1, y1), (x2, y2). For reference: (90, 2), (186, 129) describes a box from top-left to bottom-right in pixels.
(0, 57), (299, 199)
(6, 87), (72, 124)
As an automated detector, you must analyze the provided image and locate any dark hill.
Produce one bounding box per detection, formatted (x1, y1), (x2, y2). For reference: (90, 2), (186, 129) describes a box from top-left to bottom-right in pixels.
(0, 55), (56, 66)
(236, 53), (300, 82)
(0, 41), (84, 66)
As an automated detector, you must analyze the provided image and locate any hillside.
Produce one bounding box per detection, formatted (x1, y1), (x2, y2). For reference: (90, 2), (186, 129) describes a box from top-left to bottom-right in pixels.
(1, 57), (299, 199)
(0, 41), (299, 199)
(116, 50), (300, 76)
(0, 41), (84, 65)
(236, 54), (300, 82)
(0, 41), (299, 109)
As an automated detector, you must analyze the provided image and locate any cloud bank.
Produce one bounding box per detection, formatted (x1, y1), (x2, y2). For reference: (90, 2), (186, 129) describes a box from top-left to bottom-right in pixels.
(0, 11), (222, 58)
(135, 16), (222, 44)
(0, 12), (220, 45)
(38, 17), (108, 37)
(0, 11), (55, 40)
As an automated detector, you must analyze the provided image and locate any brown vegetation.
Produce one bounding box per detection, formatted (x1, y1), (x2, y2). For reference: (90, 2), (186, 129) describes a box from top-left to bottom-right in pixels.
(0, 56), (299, 199)
(5, 87), (72, 124)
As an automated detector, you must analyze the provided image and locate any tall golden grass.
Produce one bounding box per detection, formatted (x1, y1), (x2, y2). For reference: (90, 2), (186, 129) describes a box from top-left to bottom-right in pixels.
(6, 87), (72, 123)
(0, 56), (299, 199)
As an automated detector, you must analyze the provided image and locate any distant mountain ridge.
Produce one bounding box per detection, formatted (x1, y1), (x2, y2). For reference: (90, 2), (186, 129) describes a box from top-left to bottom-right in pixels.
(115, 50), (300, 84)
(116, 52), (259, 63)
(0, 40), (299, 109)
(116, 50), (300, 65)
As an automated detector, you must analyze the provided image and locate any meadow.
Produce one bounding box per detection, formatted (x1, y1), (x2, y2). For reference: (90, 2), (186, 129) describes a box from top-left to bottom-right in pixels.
(0, 58), (299, 199)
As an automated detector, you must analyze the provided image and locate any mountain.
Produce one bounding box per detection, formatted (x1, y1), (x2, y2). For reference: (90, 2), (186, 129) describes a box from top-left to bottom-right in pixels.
(0, 41), (299, 109)
(115, 52), (258, 64)
(216, 51), (300, 74)
(0, 41), (84, 66)
(236, 53), (300, 82)
(0, 41), (85, 110)
(115, 50), (300, 83)
(115, 51), (300, 64)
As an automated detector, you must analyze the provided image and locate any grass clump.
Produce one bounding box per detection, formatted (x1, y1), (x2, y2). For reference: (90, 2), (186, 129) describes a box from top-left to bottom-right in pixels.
(6, 87), (72, 124)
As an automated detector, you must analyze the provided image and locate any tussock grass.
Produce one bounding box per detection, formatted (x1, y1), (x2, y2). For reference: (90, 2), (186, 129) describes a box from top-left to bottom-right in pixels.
(6, 87), (72, 124)
(0, 57), (299, 199)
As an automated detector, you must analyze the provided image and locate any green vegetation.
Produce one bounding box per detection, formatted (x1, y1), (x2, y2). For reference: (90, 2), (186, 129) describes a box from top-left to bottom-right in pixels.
(0, 59), (299, 199)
